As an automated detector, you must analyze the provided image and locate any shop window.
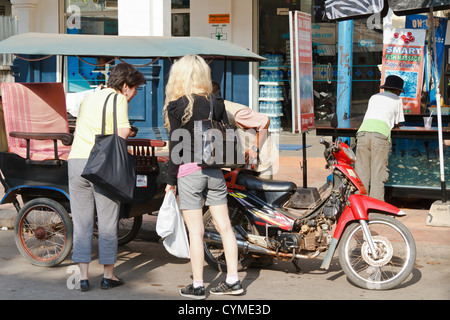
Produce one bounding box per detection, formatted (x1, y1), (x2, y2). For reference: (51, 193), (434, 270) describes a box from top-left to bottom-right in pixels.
(172, 0), (189, 9)
(64, 0), (118, 35)
(258, 0), (301, 130)
(63, 0), (191, 92)
(350, 19), (383, 116)
(172, 0), (190, 36)
(63, 1), (118, 92)
(172, 13), (189, 36)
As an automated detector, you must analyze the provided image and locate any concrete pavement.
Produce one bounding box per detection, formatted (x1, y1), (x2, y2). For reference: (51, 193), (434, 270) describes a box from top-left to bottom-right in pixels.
(1, 226), (449, 301)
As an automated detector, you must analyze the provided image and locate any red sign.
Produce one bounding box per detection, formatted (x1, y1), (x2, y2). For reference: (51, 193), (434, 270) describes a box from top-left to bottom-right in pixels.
(209, 14), (230, 24)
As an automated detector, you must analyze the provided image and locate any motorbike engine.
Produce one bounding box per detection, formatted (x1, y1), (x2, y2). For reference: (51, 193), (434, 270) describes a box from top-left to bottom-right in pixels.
(323, 193), (340, 220)
(277, 233), (302, 253)
(271, 229), (331, 253)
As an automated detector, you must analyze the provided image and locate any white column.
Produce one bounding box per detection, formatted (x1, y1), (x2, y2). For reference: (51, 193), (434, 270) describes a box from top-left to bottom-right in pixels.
(10, 0), (39, 34)
(118, 0), (171, 36)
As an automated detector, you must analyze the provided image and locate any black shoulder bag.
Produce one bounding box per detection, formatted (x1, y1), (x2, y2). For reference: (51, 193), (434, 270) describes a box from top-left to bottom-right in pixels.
(81, 93), (136, 203)
(193, 95), (244, 169)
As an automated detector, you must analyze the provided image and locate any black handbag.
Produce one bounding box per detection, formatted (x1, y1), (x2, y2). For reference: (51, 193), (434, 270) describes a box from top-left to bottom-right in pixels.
(193, 95), (244, 169)
(81, 93), (136, 203)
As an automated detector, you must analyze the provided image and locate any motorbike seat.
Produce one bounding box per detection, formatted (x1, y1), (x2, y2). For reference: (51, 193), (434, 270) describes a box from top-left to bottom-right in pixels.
(236, 173), (297, 193)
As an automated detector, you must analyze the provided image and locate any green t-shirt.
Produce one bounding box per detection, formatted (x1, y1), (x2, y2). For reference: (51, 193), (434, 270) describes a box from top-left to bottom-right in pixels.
(357, 118), (392, 141)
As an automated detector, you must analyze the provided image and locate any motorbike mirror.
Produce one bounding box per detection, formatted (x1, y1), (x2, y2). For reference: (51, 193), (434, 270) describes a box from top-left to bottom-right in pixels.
(330, 113), (338, 128)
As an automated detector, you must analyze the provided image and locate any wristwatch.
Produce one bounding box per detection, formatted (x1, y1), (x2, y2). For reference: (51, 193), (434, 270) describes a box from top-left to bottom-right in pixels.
(251, 145), (259, 153)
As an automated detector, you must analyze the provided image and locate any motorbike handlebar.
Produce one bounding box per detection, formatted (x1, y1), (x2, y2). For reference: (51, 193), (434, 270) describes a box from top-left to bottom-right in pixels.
(319, 138), (340, 153)
(319, 138), (330, 147)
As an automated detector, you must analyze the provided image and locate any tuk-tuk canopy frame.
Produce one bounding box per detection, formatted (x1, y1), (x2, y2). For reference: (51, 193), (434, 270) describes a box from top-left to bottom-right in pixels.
(0, 32), (265, 62)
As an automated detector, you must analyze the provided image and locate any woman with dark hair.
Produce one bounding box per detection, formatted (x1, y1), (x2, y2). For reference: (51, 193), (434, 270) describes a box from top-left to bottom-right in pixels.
(68, 63), (145, 291)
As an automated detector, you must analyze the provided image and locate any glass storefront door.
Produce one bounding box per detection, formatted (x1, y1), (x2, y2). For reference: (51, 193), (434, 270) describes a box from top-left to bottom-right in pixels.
(258, 0), (301, 131)
(258, 0), (383, 131)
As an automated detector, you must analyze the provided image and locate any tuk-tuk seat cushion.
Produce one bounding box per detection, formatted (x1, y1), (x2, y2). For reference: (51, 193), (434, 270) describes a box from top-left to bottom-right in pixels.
(0, 82), (71, 161)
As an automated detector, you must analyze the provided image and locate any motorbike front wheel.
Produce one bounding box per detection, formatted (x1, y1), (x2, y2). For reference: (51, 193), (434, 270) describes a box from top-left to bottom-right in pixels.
(339, 213), (416, 290)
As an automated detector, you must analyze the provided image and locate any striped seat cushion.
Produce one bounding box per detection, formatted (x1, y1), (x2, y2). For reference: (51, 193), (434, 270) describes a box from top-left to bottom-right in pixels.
(0, 82), (71, 160)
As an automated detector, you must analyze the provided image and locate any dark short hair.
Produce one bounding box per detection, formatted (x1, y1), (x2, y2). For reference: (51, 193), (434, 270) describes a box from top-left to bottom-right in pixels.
(107, 63), (146, 90)
(212, 81), (221, 97)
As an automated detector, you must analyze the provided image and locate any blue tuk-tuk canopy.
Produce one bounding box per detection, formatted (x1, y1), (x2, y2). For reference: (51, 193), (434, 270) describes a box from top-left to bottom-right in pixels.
(0, 32), (265, 62)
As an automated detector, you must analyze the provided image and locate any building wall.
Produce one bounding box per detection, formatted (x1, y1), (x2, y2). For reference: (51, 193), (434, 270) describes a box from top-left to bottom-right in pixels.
(10, 0), (59, 83)
(190, 0), (256, 106)
(118, 0), (171, 36)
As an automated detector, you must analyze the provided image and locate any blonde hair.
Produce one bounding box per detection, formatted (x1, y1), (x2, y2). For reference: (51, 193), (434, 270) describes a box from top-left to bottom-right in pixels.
(163, 55), (213, 129)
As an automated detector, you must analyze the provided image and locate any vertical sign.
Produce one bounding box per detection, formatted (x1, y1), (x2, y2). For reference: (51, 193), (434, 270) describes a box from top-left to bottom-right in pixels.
(405, 15), (448, 106)
(290, 11), (314, 132)
(381, 28), (426, 114)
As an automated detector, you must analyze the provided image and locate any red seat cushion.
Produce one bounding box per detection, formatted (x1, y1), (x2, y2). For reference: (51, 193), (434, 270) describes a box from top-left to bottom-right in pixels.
(1, 82), (71, 160)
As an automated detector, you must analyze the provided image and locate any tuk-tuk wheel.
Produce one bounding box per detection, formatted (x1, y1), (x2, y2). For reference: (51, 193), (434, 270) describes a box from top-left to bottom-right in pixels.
(93, 215), (143, 246)
(118, 215), (143, 246)
(14, 198), (73, 267)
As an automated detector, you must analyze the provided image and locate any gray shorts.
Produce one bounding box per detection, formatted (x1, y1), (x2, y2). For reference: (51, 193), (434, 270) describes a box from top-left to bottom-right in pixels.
(177, 168), (228, 210)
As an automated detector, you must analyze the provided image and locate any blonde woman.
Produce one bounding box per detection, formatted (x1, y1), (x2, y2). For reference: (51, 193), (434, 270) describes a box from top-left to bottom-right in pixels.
(163, 55), (243, 299)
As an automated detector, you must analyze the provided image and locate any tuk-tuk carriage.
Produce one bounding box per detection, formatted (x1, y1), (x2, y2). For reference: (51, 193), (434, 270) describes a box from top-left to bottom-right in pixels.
(0, 33), (264, 266)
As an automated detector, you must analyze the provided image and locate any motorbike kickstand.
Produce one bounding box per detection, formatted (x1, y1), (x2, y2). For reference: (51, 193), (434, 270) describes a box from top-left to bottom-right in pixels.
(292, 258), (302, 273)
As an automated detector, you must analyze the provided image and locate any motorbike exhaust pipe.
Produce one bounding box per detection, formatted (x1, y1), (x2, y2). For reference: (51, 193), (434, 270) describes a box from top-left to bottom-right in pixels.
(204, 229), (320, 260)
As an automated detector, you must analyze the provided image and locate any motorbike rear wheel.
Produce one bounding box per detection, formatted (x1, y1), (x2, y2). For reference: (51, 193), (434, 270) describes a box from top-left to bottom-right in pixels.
(203, 203), (258, 272)
(339, 213), (416, 290)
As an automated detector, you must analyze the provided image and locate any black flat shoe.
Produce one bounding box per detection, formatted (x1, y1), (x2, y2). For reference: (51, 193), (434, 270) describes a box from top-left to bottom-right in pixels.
(80, 279), (90, 292)
(100, 277), (124, 290)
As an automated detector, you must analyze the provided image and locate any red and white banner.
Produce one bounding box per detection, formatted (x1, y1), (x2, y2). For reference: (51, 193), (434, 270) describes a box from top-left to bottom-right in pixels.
(290, 11), (314, 132)
(381, 28), (426, 114)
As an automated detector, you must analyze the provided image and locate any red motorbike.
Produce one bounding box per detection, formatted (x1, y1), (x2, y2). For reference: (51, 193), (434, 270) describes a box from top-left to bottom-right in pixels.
(203, 127), (416, 290)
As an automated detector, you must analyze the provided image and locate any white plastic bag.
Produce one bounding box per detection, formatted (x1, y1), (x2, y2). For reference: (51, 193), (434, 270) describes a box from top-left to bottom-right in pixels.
(156, 192), (190, 259)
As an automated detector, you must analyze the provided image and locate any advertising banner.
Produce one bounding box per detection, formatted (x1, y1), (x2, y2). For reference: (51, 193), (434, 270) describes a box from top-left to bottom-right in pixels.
(290, 11), (314, 132)
(381, 28), (426, 114)
(405, 15), (448, 106)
